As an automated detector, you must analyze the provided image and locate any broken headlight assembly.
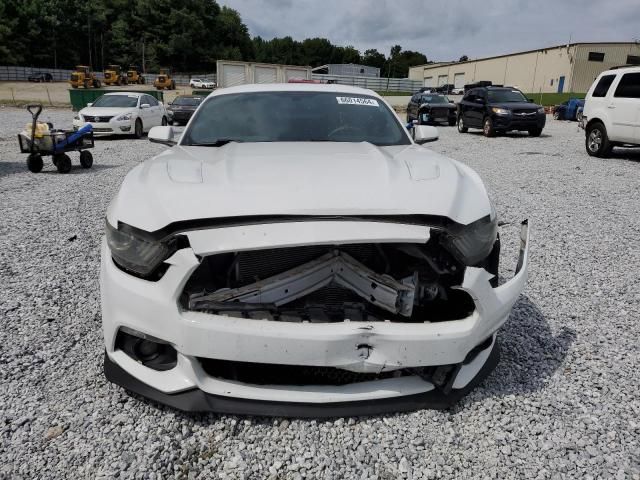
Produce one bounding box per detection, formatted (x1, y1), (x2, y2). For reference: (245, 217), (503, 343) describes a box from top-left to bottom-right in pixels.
(106, 221), (176, 278)
(441, 208), (498, 266)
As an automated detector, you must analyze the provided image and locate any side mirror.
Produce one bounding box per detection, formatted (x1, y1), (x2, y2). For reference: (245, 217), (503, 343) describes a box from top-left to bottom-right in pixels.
(140, 103), (150, 109)
(413, 125), (438, 144)
(86, 103), (93, 107)
(148, 126), (176, 146)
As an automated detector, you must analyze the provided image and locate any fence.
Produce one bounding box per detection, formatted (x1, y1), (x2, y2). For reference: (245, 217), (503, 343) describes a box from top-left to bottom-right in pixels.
(0, 66), (216, 85)
(311, 73), (421, 93)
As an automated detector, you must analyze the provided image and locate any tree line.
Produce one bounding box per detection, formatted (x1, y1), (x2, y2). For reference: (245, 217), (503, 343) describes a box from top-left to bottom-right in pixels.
(0, 0), (429, 77)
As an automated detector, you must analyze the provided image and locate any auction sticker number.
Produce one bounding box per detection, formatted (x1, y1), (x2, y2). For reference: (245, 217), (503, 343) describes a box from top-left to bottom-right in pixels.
(336, 97), (379, 107)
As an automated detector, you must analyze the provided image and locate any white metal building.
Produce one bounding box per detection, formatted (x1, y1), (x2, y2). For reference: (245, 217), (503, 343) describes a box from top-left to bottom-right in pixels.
(409, 42), (640, 93)
(216, 60), (312, 88)
(312, 64), (381, 77)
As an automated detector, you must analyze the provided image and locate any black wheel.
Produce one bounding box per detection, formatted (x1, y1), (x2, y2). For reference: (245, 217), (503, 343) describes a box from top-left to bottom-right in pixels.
(134, 119), (144, 138)
(27, 153), (43, 173)
(448, 118), (456, 127)
(140, 77), (146, 85)
(586, 122), (612, 158)
(55, 153), (72, 173)
(161, 116), (168, 126)
(167, 119), (174, 126)
(528, 128), (543, 137)
(457, 114), (468, 133)
(171, 81), (176, 90)
(79, 150), (93, 169)
(94, 79), (101, 88)
(483, 117), (495, 137)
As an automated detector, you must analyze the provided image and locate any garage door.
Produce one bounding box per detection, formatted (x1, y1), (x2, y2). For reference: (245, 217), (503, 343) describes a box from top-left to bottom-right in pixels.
(223, 65), (246, 87)
(423, 76), (433, 87)
(454, 73), (465, 89)
(255, 66), (277, 84)
(438, 75), (448, 86)
(285, 68), (308, 81)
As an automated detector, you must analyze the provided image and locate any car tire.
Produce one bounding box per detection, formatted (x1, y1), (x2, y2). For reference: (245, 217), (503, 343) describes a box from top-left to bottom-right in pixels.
(457, 115), (468, 133)
(27, 153), (43, 173)
(161, 116), (168, 126)
(586, 122), (612, 158)
(483, 117), (495, 137)
(79, 150), (93, 169)
(55, 153), (72, 173)
(134, 119), (144, 139)
(528, 128), (543, 137)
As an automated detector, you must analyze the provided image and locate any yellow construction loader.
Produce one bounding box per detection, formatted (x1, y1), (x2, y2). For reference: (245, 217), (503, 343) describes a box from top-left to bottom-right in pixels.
(153, 68), (176, 90)
(126, 66), (146, 85)
(103, 64), (124, 86)
(69, 66), (101, 89)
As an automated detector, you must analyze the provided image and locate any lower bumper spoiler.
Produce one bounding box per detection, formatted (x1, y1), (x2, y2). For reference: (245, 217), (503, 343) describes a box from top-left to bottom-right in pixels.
(104, 340), (500, 418)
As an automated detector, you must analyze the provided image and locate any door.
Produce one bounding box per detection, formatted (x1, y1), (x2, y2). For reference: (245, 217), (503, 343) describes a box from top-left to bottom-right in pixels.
(557, 76), (565, 93)
(463, 89), (485, 127)
(454, 73), (465, 89)
(609, 72), (640, 143)
(255, 67), (278, 83)
(223, 64), (246, 87)
(438, 75), (448, 86)
(141, 95), (161, 128)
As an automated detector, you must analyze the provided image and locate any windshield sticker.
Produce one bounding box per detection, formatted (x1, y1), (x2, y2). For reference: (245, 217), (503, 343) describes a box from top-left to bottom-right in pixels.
(336, 97), (379, 107)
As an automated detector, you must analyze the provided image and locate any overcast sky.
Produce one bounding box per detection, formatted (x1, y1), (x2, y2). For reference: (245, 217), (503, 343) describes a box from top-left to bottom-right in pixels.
(220, 0), (640, 61)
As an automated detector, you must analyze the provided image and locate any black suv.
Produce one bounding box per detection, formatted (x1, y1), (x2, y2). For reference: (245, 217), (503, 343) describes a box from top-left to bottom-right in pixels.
(407, 92), (457, 126)
(457, 86), (546, 137)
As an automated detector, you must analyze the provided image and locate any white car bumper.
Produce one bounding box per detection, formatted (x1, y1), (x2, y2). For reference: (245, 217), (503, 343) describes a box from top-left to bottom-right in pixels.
(100, 221), (530, 416)
(73, 118), (134, 136)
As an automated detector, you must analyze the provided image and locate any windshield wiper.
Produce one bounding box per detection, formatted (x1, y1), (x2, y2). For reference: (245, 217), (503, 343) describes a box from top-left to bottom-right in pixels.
(188, 139), (242, 147)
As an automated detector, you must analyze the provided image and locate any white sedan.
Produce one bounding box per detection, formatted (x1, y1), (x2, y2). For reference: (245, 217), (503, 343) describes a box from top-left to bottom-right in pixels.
(73, 92), (168, 138)
(189, 78), (215, 89)
(101, 84), (529, 416)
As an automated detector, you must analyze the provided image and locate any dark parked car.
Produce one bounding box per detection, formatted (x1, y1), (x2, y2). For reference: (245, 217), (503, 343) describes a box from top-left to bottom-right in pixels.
(407, 93), (457, 126)
(166, 95), (203, 125)
(28, 72), (53, 82)
(457, 86), (546, 137)
(436, 84), (455, 94)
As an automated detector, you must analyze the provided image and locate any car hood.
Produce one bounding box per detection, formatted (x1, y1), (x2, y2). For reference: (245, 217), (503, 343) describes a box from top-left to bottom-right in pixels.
(80, 107), (134, 117)
(420, 103), (456, 109)
(108, 142), (493, 232)
(489, 102), (541, 110)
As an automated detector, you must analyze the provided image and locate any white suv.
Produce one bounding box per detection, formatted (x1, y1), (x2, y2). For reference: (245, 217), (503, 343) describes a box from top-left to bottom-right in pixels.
(189, 78), (215, 89)
(582, 66), (640, 157)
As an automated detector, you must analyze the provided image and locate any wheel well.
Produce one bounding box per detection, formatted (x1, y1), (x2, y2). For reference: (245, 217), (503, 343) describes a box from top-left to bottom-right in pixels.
(585, 118), (603, 131)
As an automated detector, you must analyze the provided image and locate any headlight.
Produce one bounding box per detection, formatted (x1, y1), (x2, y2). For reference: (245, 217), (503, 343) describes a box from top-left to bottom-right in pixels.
(116, 113), (133, 121)
(537, 107), (546, 114)
(106, 221), (175, 277)
(491, 107), (510, 115)
(441, 204), (498, 266)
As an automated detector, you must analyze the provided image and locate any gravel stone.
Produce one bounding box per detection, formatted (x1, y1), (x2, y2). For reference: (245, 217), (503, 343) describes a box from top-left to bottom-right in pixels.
(1, 108), (639, 478)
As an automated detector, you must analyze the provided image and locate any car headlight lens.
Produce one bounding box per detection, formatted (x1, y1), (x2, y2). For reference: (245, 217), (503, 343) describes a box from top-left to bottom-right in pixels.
(491, 107), (510, 115)
(441, 204), (498, 266)
(116, 113), (133, 121)
(106, 221), (174, 277)
(537, 107), (546, 114)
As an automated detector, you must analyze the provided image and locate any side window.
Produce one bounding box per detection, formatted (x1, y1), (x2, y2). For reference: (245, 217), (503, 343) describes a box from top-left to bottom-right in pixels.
(412, 94), (420, 103)
(146, 95), (159, 106)
(592, 75), (616, 98)
(614, 73), (640, 99)
(463, 89), (476, 102)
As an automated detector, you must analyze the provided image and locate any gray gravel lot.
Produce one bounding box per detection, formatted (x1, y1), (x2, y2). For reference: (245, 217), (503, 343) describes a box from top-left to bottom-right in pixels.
(1, 107), (639, 479)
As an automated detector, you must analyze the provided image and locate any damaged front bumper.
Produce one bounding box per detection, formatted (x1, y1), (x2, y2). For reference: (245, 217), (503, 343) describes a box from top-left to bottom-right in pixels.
(100, 220), (530, 416)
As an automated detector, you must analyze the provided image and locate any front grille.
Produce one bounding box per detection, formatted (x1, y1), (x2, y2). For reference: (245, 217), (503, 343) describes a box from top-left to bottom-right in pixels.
(512, 109), (536, 116)
(84, 116), (113, 123)
(199, 357), (414, 386)
(430, 107), (449, 117)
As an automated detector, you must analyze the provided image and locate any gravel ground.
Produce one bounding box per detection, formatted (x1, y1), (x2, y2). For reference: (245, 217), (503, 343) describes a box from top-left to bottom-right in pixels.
(1, 108), (639, 479)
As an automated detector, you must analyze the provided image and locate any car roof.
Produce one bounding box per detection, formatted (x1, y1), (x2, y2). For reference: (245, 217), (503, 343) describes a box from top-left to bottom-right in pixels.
(103, 92), (143, 97)
(602, 65), (640, 74)
(207, 83), (383, 99)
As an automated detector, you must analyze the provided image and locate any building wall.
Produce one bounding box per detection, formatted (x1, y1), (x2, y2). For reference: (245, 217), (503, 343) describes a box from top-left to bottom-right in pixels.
(409, 43), (640, 94)
(328, 64), (380, 77)
(570, 43), (640, 91)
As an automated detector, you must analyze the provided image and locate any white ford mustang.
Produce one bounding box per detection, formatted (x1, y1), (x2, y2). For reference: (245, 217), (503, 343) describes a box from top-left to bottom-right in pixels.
(73, 92), (168, 138)
(101, 84), (529, 416)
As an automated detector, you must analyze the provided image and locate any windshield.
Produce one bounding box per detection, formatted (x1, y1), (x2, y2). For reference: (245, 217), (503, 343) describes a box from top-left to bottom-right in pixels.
(421, 95), (449, 104)
(487, 89), (528, 103)
(173, 97), (202, 106)
(92, 95), (138, 108)
(182, 91), (410, 146)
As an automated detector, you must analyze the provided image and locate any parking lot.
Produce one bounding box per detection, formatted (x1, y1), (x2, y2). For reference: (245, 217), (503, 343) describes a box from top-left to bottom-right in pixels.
(1, 107), (639, 479)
